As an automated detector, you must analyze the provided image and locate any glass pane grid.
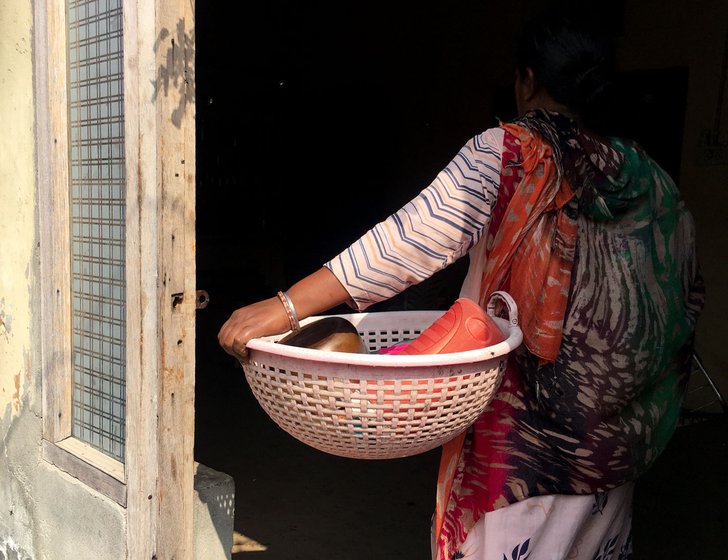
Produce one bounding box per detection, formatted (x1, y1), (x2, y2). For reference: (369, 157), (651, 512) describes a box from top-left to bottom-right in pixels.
(68, 0), (126, 463)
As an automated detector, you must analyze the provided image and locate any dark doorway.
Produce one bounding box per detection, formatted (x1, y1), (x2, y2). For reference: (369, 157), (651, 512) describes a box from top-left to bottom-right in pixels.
(192, 3), (711, 560)
(192, 4), (501, 557)
(494, 66), (690, 181)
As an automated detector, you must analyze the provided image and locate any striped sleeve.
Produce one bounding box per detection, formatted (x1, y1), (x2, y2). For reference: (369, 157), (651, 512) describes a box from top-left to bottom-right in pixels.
(325, 127), (504, 310)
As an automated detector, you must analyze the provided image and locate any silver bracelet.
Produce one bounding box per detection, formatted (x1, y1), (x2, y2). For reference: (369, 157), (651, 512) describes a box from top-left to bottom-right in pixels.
(276, 291), (300, 332)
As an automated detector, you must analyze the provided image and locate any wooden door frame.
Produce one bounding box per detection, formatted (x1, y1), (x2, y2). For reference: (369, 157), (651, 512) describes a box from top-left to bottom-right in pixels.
(123, 0), (196, 557)
(35, 0), (196, 557)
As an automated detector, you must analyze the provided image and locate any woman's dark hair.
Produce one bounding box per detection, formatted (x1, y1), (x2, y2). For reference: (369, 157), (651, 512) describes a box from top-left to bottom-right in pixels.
(517, 12), (615, 124)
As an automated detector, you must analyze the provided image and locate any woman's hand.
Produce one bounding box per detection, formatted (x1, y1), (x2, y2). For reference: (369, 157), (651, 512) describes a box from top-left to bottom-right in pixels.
(218, 267), (354, 360)
(217, 296), (290, 359)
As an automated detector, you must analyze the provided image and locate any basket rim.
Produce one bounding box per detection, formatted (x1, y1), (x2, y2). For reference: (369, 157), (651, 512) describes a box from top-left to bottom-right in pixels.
(245, 309), (523, 368)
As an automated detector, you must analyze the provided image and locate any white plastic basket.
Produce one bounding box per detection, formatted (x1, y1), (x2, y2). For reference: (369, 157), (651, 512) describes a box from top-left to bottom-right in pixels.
(242, 291), (522, 460)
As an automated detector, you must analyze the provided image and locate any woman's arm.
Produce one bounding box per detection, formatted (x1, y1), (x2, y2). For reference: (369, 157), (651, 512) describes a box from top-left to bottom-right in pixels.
(219, 129), (504, 358)
(325, 129), (504, 310)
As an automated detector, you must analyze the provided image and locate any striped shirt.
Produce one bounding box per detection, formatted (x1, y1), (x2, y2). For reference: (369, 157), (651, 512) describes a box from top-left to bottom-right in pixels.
(325, 128), (505, 309)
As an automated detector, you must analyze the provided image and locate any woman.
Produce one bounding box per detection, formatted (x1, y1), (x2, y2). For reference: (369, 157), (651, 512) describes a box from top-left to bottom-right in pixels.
(219, 13), (704, 560)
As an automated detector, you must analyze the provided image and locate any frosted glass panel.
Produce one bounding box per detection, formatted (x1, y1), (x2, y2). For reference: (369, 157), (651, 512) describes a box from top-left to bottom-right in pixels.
(68, 0), (126, 462)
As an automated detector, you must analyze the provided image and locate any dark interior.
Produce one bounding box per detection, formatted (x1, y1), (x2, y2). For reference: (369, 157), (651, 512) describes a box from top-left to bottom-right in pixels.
(192, 2), (723, 559)
(194, 1), (687, 321)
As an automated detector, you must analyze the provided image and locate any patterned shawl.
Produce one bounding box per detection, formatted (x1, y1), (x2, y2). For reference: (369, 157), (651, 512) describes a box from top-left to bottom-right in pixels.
(434, 110), (705, 559)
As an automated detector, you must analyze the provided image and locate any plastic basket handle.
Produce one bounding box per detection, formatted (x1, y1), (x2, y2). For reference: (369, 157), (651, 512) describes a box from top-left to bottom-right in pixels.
(486, 291), (519, 329)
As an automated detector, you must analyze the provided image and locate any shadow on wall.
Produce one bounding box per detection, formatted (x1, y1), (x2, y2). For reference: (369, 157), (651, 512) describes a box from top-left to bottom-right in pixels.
(0, 537), (33, 560)
(153, 18), (195, 128)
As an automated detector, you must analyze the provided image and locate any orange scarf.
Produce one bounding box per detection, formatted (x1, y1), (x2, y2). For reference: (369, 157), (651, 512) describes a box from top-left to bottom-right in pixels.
(478, 122), (577, 361)
(434, 121), (578, 546)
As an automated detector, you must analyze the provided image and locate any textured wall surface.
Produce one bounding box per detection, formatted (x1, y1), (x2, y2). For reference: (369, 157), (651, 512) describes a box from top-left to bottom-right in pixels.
(0, 0), (35, 423)
(0, 2), (127, 559)
(1, 0), (43, 554)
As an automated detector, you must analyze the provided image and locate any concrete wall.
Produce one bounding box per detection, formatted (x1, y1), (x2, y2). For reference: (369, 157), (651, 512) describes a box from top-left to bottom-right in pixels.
(0, 1), (127, 558)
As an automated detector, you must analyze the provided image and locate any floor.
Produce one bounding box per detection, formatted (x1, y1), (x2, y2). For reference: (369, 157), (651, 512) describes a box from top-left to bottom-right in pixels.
(195, 308), (728, 560)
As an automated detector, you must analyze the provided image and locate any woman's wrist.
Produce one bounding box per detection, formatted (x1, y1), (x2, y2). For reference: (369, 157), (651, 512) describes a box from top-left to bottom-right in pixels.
(276, 291), (300, 332)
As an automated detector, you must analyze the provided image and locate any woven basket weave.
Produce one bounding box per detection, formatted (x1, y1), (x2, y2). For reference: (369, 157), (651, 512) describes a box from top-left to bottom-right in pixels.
(242, 291), (522, 460)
